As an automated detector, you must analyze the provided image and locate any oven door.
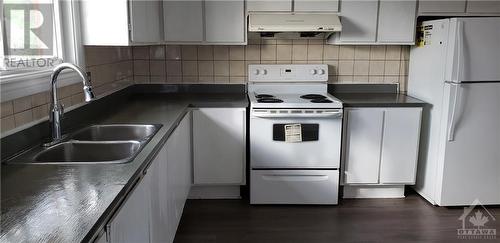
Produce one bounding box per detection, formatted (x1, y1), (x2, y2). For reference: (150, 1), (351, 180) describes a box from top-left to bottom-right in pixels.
(250, 109), (342, 169)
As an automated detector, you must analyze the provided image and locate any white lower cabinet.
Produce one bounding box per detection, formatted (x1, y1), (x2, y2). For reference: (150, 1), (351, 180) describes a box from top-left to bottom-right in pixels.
(149, 145), (170, 243)
(94, 106), (247, 242)
(379, 108), (421, 184)
(343, 108), (422, 186)
(193, 108), (246, 185)
(165, 112), (192, 237)
(98, 112), (192, 243)
(343, 108), (384, 184)
(108, 170), (152, 243)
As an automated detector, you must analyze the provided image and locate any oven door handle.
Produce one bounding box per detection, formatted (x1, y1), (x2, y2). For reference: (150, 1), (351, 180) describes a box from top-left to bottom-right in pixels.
(262, 174), (330, 182)
(252, 111), (343, 119)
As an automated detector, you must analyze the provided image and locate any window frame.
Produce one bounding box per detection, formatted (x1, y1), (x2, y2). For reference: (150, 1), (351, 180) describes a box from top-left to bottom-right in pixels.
(0, 0), (85, 102)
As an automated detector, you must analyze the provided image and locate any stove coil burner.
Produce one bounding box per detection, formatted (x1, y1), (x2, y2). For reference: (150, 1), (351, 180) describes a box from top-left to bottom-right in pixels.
(310, 98), (333, 103)
(255, 94), (275, 99)
(257, 98), (284, 103)
(300, 94), (327, 100)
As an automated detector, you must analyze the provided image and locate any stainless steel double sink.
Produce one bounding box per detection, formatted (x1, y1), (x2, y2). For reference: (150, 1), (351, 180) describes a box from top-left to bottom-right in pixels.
(6, 124), (162, 165)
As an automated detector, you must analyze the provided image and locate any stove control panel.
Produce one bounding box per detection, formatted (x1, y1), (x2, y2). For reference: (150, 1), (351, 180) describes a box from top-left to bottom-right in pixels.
(248, 64), (328, 82)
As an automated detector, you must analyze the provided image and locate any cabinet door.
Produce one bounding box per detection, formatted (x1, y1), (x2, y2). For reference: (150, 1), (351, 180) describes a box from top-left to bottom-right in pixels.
(344, 108), (384, 184)
(80, 0), (130, 45)
(418, 0), (466, 13)
(294, 0), (339, 12)
(377, 0), (417, 43)
(205, 0), (245, 43)
(177, 113), (192, 200)
(467, 0), (500, 13)
(336, 0), (378, 43)
(163, 1), (203, 42)
(379, 108), (422, 184)
(149, 146), (171, 243)
(93, 231), (107, 243)
(110, 173), (151, 243)
(166, 126), (183, 236)
(164, 112), (192, 239)
(129, 0), (163, 43)
(247, 0), (293, 11)
(193, 108), (246, 185)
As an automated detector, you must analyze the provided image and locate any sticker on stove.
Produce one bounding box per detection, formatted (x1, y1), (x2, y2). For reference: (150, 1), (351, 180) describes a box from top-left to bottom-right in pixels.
(284, 124), (302, 143)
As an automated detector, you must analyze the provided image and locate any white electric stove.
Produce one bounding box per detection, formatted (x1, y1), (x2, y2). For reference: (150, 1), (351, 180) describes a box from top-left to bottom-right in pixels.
(248, 64), (343, 205)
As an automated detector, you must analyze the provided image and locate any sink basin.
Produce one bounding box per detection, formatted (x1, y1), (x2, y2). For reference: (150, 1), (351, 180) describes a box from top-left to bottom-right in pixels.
(70, 124), (161, 141)
(33, 141), (141, 164)
(5, 124), (162, 165)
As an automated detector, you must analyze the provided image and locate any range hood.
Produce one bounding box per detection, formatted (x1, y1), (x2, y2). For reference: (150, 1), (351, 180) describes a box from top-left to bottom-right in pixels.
(248, 13), (342, 36)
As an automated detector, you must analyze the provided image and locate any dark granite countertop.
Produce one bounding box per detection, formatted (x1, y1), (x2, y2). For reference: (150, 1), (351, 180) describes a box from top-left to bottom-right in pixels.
(332, 92), (428, 108)
(0, 93), (248, 243)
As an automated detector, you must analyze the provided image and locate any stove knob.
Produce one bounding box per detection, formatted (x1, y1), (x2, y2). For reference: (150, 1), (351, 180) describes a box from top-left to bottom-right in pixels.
(262, 69), (268, 75)
(253, 69), (260, 75)
(319, 69), (326, 75)
(310, 69), (317, 75)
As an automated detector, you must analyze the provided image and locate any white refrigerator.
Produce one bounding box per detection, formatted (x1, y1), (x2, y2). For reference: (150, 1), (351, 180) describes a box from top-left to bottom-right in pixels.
(408, 17), (500, 206)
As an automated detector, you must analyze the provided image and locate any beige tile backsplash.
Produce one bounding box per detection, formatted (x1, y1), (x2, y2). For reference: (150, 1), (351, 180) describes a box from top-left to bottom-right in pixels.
(131, 40), (409, 89)
(1, 41), (410, 135)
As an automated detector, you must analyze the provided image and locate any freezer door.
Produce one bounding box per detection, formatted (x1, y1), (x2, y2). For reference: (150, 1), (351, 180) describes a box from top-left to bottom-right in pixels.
(445, 18), (500, 83)
(438, 82), (500, 206)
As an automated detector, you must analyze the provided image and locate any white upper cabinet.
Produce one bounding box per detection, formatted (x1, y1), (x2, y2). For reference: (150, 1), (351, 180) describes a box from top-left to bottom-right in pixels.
(163, 1), (204, 42)
(332, 0), (378, 43)
(205, 0), (246, 43)
(163, 0), (246, 44)
(329, 0), (416, 45)
(377, 0), (417, 43)
(418, 0), (466, 13)
(294, 0), (339, 11)
(247, 0), (338, 12)
(418, 0), (500, 15)
(247, 0), (293, 11)
(129, 0), (163, 43)
(80, 0), (163, 45)
(466, 0), (500, 13)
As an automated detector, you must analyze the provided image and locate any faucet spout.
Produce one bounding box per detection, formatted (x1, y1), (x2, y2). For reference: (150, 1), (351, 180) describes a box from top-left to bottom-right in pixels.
(47, 63), (95, 145)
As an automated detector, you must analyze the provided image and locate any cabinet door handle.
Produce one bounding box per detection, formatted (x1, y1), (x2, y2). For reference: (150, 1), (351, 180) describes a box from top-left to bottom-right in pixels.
(105, 224), (111, 243)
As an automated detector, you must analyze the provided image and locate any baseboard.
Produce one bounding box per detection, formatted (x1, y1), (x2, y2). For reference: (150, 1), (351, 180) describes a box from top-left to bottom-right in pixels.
(343, 185), (405, 199)
(188, 185), (241, 199)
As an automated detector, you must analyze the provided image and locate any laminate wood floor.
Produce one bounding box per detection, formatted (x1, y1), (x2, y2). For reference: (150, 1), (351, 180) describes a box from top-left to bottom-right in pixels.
(174, 193), (500, 243)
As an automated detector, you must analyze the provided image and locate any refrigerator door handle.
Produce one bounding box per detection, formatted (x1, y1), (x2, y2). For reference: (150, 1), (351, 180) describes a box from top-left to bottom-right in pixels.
(447, 83), (462, 141)
(452, 21), (464, 82)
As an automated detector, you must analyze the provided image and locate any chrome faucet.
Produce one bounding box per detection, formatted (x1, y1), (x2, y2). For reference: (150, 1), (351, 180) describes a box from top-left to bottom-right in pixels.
(47, 63), (95, 145)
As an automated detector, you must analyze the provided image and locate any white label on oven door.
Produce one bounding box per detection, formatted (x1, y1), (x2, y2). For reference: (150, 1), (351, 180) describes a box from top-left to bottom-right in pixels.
(285, 124), (302, 143)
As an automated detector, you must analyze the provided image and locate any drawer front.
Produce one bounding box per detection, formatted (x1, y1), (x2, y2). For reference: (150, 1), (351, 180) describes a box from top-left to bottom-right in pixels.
(250, 170), (339, 204)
